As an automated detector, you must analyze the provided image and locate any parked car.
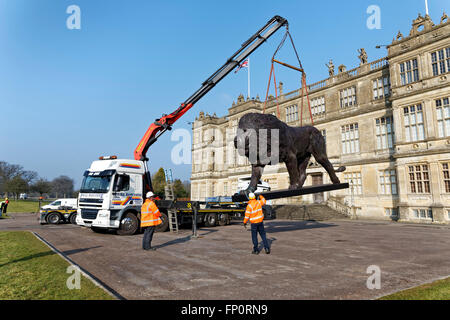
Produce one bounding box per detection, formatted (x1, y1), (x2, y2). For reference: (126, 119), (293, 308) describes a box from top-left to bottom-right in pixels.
(19, 193), (28, 200)
(39, 198), (78, 225)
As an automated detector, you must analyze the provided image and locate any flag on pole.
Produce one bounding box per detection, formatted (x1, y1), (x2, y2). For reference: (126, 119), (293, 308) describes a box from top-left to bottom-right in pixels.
(234, 59), (249, 74)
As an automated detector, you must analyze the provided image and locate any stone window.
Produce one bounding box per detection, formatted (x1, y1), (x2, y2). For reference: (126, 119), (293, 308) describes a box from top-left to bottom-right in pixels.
(194, 152), (201, 172)
(379, 170), (398, 195)
(344, 172), (362, 195)
(385, 208), (399, 217)
(403, 104), (425, 142)
(339, 86), (357, 108)
(223, 182), (228, 196)
(442, 163), (450, 193)
(211, 183), (216, 197)
(399, 59), (419, 85)
(311, 96), (326, 116)
(373, 76), (391, 100)
(436, 97), (450, 138)
(375, 116), (395, 150)
(194, 131), (200, 144)
(285, 104), (299, 123)
(200, 185), (206, 198)
(211, 152), (215, 171)
(341, 123), (360, 154)
(412, 208), (433, 220)
(408, 164), (430, 194)
(447, 210), (450, 220)
(431, 47), (450, 76)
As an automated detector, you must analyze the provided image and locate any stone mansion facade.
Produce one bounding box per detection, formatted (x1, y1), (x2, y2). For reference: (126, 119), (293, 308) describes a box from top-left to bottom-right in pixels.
(191, 13), (450, 224)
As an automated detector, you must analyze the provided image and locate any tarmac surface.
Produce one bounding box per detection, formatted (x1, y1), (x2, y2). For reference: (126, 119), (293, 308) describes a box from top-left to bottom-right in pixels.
(1, 213), (450, 300)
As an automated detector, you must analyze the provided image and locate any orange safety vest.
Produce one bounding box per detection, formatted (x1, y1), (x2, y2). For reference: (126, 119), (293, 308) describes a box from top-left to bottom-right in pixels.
(140, 199), (162, 227)
(244, 196), (266, 224)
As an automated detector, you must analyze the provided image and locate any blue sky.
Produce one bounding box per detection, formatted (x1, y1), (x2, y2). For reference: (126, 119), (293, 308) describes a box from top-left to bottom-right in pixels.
(0, 0), (448, 188)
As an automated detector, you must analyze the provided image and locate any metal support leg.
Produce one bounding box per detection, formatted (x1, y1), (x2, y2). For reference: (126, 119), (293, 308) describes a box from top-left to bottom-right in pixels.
(191, 202), (200, 239)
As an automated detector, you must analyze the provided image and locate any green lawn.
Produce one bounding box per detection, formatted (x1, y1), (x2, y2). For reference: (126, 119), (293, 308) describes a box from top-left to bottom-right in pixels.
(3, 200), (51, 214)
(380, 278), (450, 300)
(0, 231), (114, 300)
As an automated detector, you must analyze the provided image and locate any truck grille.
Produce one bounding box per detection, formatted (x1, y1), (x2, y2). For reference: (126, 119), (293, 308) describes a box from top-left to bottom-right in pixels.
(79, 198), (103, 203)
(81, 209), (98, 220)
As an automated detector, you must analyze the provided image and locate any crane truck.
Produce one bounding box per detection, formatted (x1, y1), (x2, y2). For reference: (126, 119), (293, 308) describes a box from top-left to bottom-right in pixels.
(75, 16), (289, 235)
(75, 15), (349, 235)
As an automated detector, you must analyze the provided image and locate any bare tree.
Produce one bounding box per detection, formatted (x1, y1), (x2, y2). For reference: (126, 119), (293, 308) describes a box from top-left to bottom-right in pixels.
(22, 170), (38, 184)
(31, 178), (52, 197)
(0, 162), (36, 196)
(51, 176), (74, 198)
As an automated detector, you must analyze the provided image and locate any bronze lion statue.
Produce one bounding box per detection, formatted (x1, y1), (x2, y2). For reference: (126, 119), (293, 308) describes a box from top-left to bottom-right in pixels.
(234, 113), (345, 193)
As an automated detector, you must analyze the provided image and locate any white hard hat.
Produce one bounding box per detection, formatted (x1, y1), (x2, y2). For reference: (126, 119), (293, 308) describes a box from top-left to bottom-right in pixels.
(248, 193), (256, 200)
(146, 191), (155, 198)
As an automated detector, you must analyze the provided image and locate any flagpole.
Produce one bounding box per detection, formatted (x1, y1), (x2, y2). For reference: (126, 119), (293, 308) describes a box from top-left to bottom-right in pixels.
(248, 57), (251, 99)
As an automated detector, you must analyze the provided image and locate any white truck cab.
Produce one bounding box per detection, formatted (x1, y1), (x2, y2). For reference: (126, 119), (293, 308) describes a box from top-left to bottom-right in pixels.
(76, 157), (146, 235)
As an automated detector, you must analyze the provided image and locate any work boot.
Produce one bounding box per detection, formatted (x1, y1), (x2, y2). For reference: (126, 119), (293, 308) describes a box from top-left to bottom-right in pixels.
(265, 248), (271, 254)
(252, 250), (259, 255)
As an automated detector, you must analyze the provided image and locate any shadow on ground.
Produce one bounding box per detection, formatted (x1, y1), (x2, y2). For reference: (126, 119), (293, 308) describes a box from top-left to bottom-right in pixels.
(0, 251), (56, 268)
(155, 228), (219, 249)
(264, 220), (337, 233)
(63, 246), (103, 256)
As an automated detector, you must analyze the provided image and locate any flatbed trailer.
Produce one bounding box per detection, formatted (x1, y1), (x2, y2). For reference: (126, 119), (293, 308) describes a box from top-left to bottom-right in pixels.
(154, 199), (265, 232)
(39, 208), (78, 225)
(153, 184), (350, 233)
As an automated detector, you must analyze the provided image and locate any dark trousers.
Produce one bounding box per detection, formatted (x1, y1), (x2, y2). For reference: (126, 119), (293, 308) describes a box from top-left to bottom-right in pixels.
(251, 222), (269, 251)
(1, 203), (7, 214)
(142, 226), (155, 250)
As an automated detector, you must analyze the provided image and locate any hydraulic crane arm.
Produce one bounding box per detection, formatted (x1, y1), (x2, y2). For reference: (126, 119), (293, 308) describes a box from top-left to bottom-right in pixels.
(134, 15), (288, 161)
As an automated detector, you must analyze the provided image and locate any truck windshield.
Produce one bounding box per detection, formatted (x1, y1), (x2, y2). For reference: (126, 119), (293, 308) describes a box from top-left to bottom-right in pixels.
(80, 175), (112, 193)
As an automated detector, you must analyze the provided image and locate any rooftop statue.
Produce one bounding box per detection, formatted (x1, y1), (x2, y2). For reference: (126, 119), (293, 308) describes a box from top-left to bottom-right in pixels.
(325, 59), (335, 77)
(358, 48), (368, 65)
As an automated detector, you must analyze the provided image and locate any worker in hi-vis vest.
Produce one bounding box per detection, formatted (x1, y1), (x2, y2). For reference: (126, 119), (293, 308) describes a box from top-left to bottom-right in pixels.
(243, 193), (270, 255)
(141, 191), (162, 251)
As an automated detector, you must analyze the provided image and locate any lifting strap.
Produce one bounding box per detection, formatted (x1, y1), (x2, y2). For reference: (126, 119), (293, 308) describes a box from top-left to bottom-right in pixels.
(262, 28), (313, 126)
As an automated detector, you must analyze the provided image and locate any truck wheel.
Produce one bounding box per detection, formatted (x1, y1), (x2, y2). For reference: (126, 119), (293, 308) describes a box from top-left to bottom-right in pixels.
(117, 212), (139, 236)
(69, 213), (77, 225)
(155, 212), (169, 232)
(205, 213), (217, 227)
(218, 213), (228, 226)
(46, 212), (62, 225)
